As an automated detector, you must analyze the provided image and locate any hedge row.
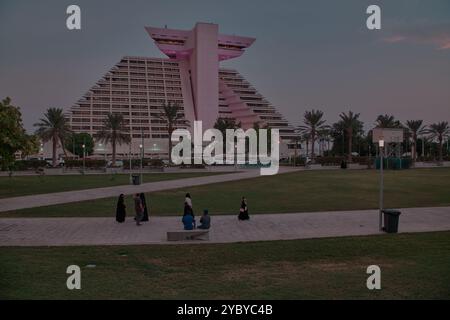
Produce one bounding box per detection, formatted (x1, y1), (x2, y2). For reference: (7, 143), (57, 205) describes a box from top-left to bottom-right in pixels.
(10, 160), (48, 170)
(65, 159), (107, 169)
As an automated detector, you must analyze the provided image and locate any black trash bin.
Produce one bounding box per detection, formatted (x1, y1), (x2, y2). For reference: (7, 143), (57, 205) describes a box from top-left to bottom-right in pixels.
(132, 174), (140, 185)
(382, 209), (401, 233)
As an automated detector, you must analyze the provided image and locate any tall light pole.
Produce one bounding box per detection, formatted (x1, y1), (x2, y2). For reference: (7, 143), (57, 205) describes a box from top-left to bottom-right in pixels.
(82, 143), (86, 174)
(378, 139), (384, 231)
(141, 127), (144, 184)
(139, 143), (143, 184)
(129, 143), (132, 184)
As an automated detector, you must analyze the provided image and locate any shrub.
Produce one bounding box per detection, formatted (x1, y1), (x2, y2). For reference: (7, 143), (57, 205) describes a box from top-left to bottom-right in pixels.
(11, 159), (48, 171)
(123, 158), (164, 169)
(316, 156), (344, 166)
(65, 159), (106, 169)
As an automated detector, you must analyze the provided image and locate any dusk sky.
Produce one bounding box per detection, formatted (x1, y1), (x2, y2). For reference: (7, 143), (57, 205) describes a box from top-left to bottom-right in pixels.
(1, 0), (449, 132)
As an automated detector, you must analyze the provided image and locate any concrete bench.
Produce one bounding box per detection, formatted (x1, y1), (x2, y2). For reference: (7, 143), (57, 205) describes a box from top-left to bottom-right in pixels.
(167, 230), (210, 241)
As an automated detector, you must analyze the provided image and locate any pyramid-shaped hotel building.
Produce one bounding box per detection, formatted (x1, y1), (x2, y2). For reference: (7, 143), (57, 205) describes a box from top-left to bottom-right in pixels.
(67, 23), (297, 158)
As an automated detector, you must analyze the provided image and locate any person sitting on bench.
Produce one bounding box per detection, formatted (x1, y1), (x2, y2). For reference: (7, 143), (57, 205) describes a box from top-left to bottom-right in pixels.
(182, 212), (195, 230)
(197, 209), (211, 230)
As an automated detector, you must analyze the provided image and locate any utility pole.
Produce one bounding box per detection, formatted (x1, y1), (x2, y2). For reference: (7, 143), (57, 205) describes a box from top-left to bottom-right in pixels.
(379, 139), (384, 231)
(140, 127), (144, 184)
(129, 143), (132, 184)
(82, 136), (86, 174)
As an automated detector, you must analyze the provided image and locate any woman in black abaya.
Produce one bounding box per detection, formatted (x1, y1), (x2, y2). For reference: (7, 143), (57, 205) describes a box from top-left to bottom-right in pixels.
(238, 196), (250, 220)
(116, 194), (126, 223)
(140, 193), (149, 221)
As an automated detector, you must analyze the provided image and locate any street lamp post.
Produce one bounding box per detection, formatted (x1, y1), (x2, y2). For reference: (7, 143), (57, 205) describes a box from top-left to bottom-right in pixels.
(378, 139), (384, 231)
(234, 144), (238, 171)
(139, 144), (143, 184)
(141, 128), (144, 184)
(82, 143), (86, 174)
(129, 143), (132, 184)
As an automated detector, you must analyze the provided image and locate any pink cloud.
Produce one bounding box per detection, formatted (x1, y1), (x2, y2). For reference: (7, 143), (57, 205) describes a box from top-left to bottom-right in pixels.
(382, 23), (450, 51)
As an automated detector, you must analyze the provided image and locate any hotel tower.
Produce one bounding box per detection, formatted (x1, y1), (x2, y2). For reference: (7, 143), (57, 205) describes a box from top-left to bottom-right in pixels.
(67, 23), (297, 158)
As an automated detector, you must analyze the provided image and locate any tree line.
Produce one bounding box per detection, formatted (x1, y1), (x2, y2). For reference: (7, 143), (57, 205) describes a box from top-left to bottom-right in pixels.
(1, 97), (449, 170)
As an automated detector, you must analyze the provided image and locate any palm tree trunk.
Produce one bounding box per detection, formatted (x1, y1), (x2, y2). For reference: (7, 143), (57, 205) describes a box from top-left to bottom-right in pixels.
(311, 131), (316, 161)
(412, 133), (417, 162)
(168, 127), (173, 164)
(112, 139), (116, 167)
(347, 129), (352, 163)
(439, 136), (443, 162)
(60, 136), (67, 157)
(294, 145), (297, 166)
(306, 141), (309, 158)
(52, 133), (57, 167)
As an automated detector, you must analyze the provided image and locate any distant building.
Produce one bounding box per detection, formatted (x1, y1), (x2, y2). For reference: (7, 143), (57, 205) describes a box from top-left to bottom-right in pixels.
(67, 22), (297, 159)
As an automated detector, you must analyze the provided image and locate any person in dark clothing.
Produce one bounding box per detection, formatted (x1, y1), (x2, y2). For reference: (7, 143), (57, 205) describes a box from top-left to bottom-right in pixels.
(140, 193), (149, 222)
(198, 209), (211, 229)
(115, 194), (126, 223)
(238, 196), (250, 220)
(182, 213), (195, 230)
(183, 193), (195, 227)
(134, 193), (144, 226)
(184, 193), (193, 214)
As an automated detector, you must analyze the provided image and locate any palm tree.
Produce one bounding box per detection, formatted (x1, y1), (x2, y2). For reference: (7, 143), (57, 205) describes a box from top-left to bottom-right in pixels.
(320, 127), (332, 154)
(300, 131), (311, 158)
(427, 122), (450, 163)
(157, 102), (188, 164)
(375, 114), (402, 128)
(405, 120), (426, 162)
(214, 117), (241, 135)
(95, 113), (130, 166)
(34, 108), (72, 167)
(299, 109), (326, 162)
(291, 134), (302, 166)
(213, 117), (241, 154)
(316, 126), (331, 156)
(339, 111), (361, 162)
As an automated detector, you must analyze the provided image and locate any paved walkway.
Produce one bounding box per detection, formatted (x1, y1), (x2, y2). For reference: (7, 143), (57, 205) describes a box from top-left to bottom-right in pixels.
(1, 206), (449, 246)
(0, 168), (301, 212)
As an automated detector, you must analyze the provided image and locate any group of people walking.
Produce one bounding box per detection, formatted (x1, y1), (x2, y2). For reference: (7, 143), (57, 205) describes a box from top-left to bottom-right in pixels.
(115, 192), (250, 229)
(115, 193), (149, 225)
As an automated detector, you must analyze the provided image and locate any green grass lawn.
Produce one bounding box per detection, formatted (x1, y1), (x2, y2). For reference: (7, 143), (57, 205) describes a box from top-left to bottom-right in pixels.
(4, 168), (450, 217)
(1, 231), (449, 299)
(0, 172), (226, 199)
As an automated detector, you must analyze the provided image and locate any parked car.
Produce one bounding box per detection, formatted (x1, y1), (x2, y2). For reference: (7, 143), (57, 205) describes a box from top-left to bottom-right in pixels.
(45, 158), (65, 167)
(107, 160), (124, 167)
